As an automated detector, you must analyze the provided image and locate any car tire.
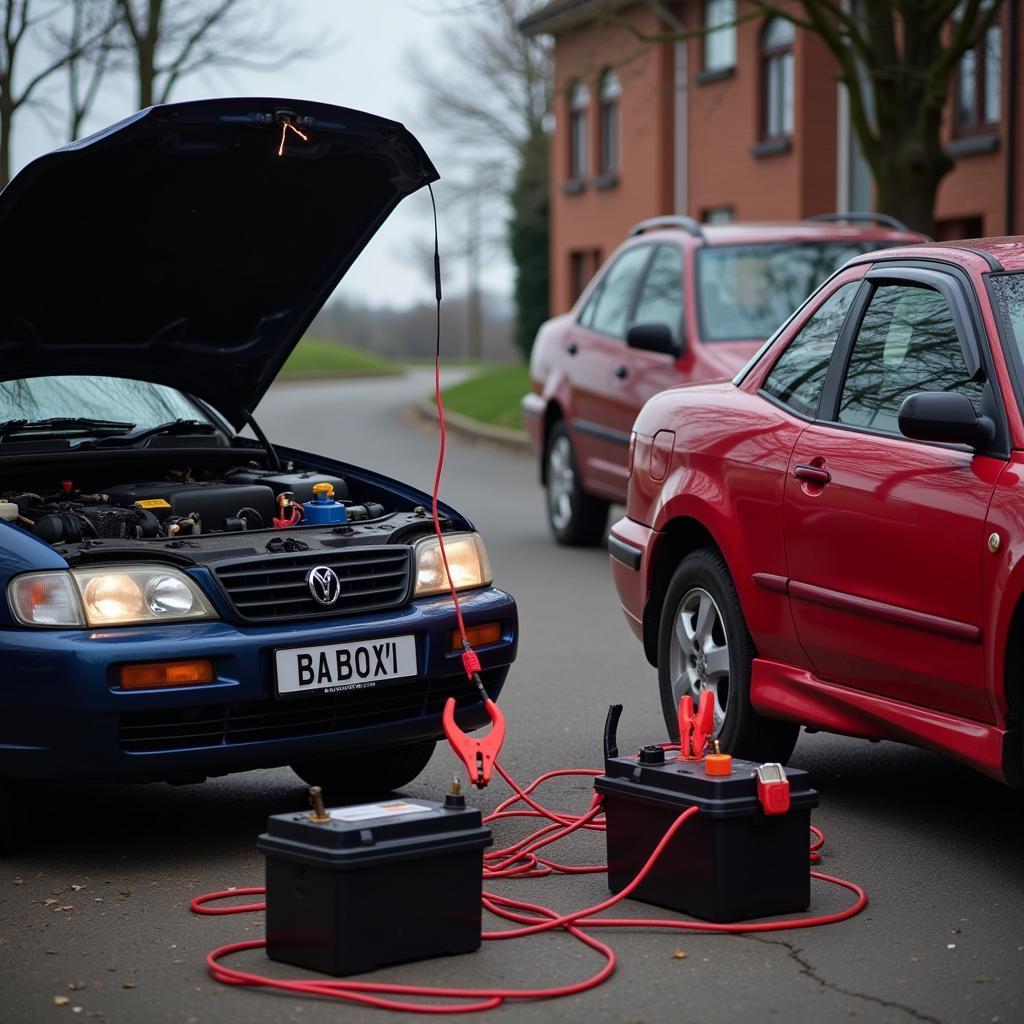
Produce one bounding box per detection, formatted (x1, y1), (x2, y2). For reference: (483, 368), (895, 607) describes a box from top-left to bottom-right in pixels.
(291, 740), (437, 802)
(657, 548), (799, 763)
(544, 421), (609, 546)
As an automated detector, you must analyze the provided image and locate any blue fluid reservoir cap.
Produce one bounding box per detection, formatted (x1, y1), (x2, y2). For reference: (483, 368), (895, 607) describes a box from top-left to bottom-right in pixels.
(302, 483), (348, 524)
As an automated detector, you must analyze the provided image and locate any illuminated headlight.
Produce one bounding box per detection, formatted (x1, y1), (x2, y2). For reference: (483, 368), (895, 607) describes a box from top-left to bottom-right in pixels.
(8, 566), (218, 627)
(413, 533), (492, 597)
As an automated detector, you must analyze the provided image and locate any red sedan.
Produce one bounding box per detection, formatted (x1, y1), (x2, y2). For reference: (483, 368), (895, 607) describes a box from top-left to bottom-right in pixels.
(610, 237), (1024, 786)
(523, 215), (923, 545)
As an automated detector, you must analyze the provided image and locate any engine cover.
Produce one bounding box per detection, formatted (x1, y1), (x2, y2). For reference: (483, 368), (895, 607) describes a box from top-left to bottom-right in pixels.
(104, 481), (276, 532)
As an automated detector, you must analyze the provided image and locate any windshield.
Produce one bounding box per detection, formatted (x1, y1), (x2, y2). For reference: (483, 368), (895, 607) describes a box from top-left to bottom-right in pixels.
(697, 242), (885, 342)
(988, 272), (1024, 409)
(0, 376), (211, 433)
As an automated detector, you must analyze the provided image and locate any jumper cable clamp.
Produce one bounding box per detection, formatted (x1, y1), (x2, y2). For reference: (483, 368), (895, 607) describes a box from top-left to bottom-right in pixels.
(677, 689), (715, 759)
(442, 695), (506, 788)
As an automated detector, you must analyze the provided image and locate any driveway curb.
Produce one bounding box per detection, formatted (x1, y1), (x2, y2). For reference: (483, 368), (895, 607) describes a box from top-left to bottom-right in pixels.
(415, 398), (532, 453)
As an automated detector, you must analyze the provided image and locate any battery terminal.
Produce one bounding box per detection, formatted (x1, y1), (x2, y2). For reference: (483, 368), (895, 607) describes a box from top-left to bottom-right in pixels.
(307, 786), (331, 824)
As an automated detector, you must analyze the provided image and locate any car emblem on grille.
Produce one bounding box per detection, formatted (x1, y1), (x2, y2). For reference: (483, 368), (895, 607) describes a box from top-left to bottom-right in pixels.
(307, 565), (341, 606)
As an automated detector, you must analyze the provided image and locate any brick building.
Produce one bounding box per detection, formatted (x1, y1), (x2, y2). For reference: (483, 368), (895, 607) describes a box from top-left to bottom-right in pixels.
(522, 0), (1023, 315)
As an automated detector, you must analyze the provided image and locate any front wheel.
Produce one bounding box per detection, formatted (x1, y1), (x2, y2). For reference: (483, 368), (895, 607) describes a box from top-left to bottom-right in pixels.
(544, 422), (609, 546)
(657, 548), (799, 763)
(291, 740), (437, 802)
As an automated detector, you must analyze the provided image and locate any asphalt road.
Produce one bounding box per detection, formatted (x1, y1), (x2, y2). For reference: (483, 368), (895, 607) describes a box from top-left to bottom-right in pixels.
(2, 369), (1023, 1024)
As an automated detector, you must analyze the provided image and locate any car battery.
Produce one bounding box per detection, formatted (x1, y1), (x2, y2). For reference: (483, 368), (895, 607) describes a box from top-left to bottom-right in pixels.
(257, 796), (492, 976)
(595, 748), (818, 922)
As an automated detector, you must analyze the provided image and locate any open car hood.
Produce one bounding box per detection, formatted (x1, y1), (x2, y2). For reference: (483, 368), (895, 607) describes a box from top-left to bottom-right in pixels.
(0, 98), (438, 429)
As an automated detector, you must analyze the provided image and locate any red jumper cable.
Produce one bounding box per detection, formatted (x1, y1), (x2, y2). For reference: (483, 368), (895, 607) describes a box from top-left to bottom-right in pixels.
(189, 184), (867, 1013)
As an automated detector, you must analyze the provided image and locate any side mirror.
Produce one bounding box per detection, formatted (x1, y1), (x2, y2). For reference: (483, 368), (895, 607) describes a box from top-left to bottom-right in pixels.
(626, 321), (680, 357)
(898, 391), (995, 449)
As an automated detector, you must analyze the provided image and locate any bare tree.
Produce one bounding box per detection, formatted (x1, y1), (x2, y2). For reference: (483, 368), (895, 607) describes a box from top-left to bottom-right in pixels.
(62, 0), (119, 140)
(114, 0), (323, 110)
(0, 0), (114, 184)
(408, 0), (552, 358)
(626, 0), (1005, 236)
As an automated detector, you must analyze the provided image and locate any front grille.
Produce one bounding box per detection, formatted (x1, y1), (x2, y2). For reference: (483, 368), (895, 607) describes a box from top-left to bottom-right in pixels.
(212, 547), (413, 622)
(118, 677), (482, 753)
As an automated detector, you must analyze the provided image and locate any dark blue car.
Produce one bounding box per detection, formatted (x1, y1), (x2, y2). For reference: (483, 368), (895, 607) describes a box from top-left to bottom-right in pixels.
(0, 98), (517, 843)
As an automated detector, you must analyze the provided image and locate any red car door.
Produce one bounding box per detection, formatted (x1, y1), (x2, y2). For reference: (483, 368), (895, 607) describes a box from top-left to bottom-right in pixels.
(570, 244), (654, 498)
(782, 270), (1006, 722)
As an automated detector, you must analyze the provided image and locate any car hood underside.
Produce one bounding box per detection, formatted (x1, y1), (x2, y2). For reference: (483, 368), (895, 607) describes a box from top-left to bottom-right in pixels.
(0, 97), (438, 429)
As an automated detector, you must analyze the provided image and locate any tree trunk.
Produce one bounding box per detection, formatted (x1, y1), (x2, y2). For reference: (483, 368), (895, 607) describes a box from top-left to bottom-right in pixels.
(874, 169), (946, 239)
(0, 97), (13, 187)
(136, 0), (161, 108)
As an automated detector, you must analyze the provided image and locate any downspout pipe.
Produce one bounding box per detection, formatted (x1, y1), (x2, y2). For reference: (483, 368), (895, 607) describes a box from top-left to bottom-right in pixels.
(1007, 0), (1018, 235)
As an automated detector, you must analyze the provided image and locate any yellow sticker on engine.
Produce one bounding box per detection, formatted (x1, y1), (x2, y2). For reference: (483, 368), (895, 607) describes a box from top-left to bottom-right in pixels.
(135, 499), (171, 509)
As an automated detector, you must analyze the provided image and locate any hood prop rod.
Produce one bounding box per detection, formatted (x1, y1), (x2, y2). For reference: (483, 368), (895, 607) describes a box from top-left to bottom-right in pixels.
(243, 409), (281, 471)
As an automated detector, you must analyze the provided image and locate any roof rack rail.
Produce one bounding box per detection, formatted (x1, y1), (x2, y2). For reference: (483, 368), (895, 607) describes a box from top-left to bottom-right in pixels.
(806, 211), (913, 233)
(629, 215), (704, 239)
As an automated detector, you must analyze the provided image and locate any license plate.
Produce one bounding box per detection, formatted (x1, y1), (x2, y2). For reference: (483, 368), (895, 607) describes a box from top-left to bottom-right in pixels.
(274, 634), (417, 697)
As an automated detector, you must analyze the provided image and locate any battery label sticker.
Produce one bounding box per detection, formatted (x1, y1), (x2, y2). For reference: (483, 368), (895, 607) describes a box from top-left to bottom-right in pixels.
(328, 801), (433, 822)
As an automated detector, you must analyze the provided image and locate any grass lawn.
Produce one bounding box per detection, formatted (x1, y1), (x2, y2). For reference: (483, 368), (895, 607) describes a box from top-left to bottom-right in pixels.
(280, 337), (402, 379)
(439, 363), (531, 432)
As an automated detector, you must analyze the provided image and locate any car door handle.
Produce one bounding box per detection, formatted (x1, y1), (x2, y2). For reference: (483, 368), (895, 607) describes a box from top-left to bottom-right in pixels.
(793, 464), (831, 485)
(614, 365), (629, 380)
(566, 343), (578, 356)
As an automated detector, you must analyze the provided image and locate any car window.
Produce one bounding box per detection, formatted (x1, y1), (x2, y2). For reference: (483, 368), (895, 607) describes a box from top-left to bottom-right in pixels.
(838, 284), (985, 434)
(761, 283), (858, 417)
(696, 241), (884, 341)
(0, 376), (210, 430)
(580, 246), (652, 339)
(631, 245), (684, 344)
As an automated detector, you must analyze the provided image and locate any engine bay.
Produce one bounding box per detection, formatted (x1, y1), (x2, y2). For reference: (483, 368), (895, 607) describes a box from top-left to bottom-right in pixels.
(0, 457), (443, 560)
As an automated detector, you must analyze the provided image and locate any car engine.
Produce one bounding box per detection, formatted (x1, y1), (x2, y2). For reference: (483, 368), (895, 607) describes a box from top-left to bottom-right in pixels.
(0, 467), (398, 545)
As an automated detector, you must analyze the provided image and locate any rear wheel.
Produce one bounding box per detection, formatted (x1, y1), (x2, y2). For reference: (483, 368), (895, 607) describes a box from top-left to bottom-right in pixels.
(657, 548), (799, 763)
(544, 422), (608, 546)
(291, 740), (437, 802)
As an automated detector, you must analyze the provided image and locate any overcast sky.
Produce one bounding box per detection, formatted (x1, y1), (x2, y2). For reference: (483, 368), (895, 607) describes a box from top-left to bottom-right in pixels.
(13, 0), (513, 309)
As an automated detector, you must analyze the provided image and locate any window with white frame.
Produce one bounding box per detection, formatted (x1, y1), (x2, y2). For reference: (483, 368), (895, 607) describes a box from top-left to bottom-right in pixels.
(762, 17), (795, 139)
(956, 21), (1001, 131)
(569, 81), (590, 179)
(598, 70), (621, 175)
(704, 0), (736, 73)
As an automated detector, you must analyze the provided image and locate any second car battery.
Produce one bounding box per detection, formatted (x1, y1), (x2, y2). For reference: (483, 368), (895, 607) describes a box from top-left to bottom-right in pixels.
(257, 796), (492, 976)
(595, 748), (818, 922)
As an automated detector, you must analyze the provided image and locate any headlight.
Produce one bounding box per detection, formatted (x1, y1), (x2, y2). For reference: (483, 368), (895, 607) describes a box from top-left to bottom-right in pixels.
(8, 566), (218, 627)
(413, 533), (492, 597)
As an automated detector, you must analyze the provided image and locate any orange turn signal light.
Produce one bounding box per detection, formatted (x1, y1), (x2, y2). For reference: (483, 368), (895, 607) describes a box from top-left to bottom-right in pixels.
(119, 659), (215, 690)
(449, 622), (502, 652)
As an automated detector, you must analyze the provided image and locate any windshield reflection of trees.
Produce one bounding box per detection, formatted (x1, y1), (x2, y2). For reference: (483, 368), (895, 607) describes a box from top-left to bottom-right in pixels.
(839, 287), (984, 434)
(0, 377), (203, 427)
(699, 244), (871, 340)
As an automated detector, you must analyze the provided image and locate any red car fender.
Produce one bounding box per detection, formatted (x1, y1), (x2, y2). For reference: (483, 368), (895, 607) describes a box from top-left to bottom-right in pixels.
(982, 456), (1024, 725)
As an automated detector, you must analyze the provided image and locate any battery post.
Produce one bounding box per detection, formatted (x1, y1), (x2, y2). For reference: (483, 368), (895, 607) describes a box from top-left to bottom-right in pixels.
(307, 785), (330, 824)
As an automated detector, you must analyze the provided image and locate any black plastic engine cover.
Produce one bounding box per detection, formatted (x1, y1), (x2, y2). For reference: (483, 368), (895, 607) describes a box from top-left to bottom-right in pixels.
(225, 469), (349, 503)
(104, 481), (276, 531)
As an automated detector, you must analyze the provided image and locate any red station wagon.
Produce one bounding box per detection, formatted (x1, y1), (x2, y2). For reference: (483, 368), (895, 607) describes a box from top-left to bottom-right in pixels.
(523, 214), (925, 545)
(609, 237), (1024, 786)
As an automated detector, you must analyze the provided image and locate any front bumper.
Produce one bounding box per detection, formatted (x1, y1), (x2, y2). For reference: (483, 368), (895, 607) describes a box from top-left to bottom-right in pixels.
(0, 586), (517, 782)
(608, 516), (655, 643)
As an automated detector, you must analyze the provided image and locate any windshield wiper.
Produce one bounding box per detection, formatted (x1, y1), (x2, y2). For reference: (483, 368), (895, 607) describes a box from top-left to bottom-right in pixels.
(80, 419), (219, 449)
(0, 417), (136, 442)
